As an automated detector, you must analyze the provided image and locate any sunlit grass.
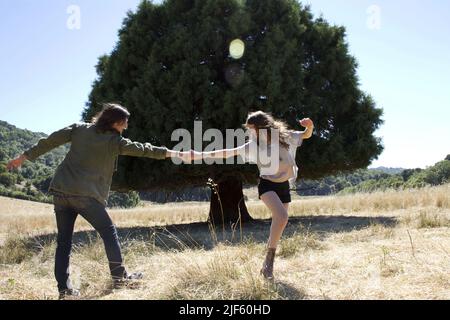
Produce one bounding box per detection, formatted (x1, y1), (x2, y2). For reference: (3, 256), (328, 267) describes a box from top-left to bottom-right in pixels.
(0, 184), (449, 300)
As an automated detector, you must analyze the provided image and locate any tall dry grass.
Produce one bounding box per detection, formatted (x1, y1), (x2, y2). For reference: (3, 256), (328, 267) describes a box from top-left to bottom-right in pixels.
(0, 184), (449, 299)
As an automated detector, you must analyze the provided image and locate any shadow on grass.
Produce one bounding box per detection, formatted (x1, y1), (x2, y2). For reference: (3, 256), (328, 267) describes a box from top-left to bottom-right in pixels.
(0, 215), (398, 300)
(11, 215), (398, 255)
(273, 280), (308, 300)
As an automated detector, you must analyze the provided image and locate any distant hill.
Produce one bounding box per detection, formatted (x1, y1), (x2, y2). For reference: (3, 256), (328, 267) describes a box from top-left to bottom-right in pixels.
(295, 160), (449, 197)
(0, 120), (70, 202)
(340, 159), (450, 194)
(0, 120), (69, 169)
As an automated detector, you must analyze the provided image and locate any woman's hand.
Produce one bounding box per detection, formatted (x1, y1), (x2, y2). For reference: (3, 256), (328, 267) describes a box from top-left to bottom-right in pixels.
(299, 118), (314, 128)
(299, 118), (314, 139)
(7, 154), (27, 171)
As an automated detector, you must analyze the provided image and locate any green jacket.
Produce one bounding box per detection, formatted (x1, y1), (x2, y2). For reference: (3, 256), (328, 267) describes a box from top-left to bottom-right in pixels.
(24, 123), (168, 206)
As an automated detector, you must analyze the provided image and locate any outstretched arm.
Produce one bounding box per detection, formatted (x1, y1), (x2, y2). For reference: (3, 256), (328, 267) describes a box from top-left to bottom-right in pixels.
(118, 137), (191, 162)
(7, 123), (77, 171)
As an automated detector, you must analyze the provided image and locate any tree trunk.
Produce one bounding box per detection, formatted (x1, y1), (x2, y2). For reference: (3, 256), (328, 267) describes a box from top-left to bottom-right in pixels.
(208, 176), (253, 226)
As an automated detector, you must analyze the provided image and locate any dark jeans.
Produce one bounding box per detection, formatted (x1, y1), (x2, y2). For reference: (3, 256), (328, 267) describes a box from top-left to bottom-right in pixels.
(53, 193), (126, 291)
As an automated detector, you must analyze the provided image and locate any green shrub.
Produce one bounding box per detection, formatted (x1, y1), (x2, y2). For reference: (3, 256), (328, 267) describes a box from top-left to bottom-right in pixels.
(0, 172), (17, 187)
(107, 191), (140, 208)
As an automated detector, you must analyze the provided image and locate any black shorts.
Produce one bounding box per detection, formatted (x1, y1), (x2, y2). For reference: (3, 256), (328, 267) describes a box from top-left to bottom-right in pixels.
(258, 178), (292, 203)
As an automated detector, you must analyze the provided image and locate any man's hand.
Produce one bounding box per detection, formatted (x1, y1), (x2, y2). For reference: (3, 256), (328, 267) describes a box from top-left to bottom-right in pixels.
(7, 154), (27, 171)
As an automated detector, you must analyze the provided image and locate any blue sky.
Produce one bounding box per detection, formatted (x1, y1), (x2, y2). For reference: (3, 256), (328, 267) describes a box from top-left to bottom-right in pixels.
(0, 0), (449, 169)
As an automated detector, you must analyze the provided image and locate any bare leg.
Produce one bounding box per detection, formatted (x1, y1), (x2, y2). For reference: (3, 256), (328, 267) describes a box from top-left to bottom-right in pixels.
(260, 192), (289, 279)
(261, 192), (289, 249)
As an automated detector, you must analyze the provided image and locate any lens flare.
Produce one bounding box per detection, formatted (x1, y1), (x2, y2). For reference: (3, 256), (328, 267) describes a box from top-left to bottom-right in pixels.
(229, 39), (245, 59)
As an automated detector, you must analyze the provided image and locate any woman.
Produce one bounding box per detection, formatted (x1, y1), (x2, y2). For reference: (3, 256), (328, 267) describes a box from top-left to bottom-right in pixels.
(191, 111), (314, 280)
(7, 103), (190, 299)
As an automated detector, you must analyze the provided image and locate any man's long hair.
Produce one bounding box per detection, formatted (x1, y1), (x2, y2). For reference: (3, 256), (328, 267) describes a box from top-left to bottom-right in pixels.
(92, 103), (130, 133)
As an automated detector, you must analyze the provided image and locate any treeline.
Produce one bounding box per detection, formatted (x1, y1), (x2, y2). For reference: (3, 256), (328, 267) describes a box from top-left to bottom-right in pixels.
(338, 157), (450, 194)
(295, 168), (392, 196)
(294, 157), (449, 196)
(0, 120), (139, 208)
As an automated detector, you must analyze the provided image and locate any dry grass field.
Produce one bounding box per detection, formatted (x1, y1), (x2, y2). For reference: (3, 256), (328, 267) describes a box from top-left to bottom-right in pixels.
(0, 184), (449, 300)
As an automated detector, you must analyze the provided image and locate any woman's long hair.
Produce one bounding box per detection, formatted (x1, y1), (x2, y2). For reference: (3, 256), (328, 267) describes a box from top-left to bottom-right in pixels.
(92, 103), (130, 133)
(245, 111), (290, 149)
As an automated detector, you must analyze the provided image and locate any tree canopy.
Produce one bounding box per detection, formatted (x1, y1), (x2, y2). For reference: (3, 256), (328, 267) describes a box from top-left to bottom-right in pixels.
(83, 0), (384, 193)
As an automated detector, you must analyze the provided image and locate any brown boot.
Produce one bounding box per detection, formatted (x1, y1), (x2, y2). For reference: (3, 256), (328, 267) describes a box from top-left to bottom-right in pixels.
(260, 248), (276, 280)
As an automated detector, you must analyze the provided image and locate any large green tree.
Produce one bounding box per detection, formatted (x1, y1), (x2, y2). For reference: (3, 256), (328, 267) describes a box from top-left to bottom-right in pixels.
(83, 0), (383, 225)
